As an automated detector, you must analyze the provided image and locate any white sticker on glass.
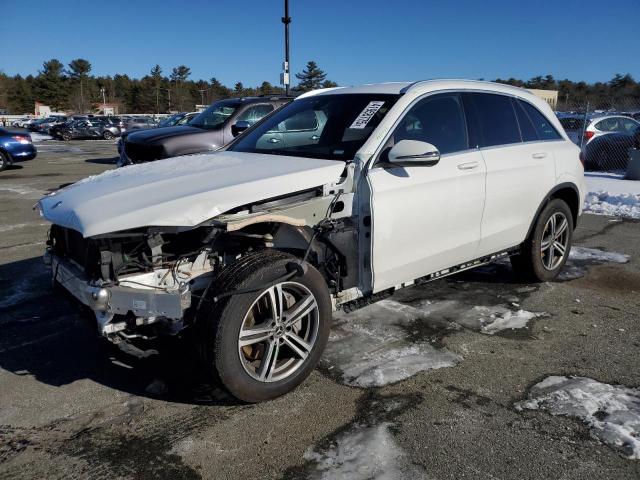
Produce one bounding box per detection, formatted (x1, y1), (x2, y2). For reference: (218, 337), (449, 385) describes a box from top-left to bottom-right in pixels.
(349, 101), (385, 129)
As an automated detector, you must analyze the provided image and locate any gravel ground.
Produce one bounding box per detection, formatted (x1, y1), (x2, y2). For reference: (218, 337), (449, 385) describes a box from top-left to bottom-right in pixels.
(1, 140), (639, 479)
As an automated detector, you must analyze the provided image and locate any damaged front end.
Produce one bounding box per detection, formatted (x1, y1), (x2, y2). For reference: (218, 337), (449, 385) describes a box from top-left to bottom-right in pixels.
(44, 164), (361, 344)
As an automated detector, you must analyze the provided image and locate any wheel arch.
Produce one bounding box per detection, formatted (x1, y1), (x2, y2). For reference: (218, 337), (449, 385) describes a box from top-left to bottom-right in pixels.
(525, 182), (580, 241)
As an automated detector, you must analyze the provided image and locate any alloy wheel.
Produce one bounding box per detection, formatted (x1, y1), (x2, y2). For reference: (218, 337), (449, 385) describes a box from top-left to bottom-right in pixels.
(541, 212), (569, 270)
(238, 281), (319, 383)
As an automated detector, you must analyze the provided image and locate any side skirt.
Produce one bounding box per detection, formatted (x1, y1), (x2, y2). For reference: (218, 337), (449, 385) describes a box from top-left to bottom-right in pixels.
(338, 246), (521, 313)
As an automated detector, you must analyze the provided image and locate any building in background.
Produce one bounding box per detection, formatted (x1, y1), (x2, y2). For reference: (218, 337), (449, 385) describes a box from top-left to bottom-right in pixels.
(527, 89), (558, 109)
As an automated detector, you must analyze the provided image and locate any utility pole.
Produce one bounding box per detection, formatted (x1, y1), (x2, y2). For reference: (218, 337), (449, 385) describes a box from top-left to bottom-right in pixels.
(281, 0), (291, 96)
(164, 88), (171, 112)
(100, 87), (106, 115)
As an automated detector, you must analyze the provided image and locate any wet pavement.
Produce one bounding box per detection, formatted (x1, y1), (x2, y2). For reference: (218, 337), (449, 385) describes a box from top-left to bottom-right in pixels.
(1, 140), (639, 479)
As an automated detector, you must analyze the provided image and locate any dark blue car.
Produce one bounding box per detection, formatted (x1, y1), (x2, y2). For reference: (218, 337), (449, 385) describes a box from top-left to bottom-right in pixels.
(0, 127), (37, 171)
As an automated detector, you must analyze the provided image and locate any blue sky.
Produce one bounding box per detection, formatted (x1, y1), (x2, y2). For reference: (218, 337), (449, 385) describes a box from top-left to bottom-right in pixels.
(2, 0), (639, 86)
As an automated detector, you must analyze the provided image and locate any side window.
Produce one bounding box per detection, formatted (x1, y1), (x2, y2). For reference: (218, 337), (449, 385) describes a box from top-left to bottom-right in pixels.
(282, 110), (318, 131)
(519, 100), (562, 140)
(465, 93), (521, 147)
(621, 119), (638, 133)
(236, 104), (274, 124)
(513, 99), (539, 142)
(391, 94), (468, 155)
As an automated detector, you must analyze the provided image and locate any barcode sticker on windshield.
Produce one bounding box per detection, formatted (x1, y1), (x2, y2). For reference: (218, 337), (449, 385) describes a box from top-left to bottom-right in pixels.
(349, 101), (385, 129)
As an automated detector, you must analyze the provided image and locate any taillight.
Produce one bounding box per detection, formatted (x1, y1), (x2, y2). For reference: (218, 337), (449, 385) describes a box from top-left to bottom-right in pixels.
(583, 130), (594, 141)
(12, 136), (31, 144)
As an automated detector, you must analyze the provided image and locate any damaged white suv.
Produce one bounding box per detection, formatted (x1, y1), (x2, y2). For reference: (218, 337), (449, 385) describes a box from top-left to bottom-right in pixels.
(38, 80), (585, 402)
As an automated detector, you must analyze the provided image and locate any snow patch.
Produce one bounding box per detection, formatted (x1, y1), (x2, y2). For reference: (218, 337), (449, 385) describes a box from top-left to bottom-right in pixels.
(516, 376), (640, 459)
(478, 308), (544, 335)
(584, 172), (640, 219)
(325, 300), (461, 387)
(569, 246), (629, 264)
(30, 133), (52, 143)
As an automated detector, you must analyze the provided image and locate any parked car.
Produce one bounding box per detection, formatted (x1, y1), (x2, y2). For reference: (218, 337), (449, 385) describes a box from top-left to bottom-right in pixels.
(118, 97), (290, 166)
(27, 118), (50, 132)
(0, 127), (36, 171)
(582, 115), (640, 145)
(176, 112), (199, 125)
(38, 80), (584, 402)
(158, 113), (188, 128)
(583, 124), (640, 170)
(53, 119), (121, 140)
(123, 116), (158, 131)
(12, 117), (35, 128)
(557, 114), (587, 145)
(36, 116), (68, 134)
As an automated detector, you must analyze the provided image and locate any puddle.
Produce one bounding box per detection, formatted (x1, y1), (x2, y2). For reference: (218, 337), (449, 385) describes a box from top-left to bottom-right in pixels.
(516, 376), (640, 459)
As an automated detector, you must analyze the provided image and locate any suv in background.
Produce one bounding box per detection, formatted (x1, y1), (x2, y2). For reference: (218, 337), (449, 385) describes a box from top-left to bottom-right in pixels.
(118, 96), (291, 166)
(123, 116), (158, 132)
(38, 80), (584, 402)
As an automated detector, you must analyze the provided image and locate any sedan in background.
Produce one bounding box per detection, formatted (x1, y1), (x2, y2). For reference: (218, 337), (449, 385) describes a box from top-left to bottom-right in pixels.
(0, 127), (36, 171)
(583, 124), (640, 171)
(582, 115), (639, 145)
(123, 116), (158, 131)
(53, 119), (121, 140)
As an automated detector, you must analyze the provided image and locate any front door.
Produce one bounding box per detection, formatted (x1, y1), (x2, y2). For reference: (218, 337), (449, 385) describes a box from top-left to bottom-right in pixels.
(368, 93), (487, 292)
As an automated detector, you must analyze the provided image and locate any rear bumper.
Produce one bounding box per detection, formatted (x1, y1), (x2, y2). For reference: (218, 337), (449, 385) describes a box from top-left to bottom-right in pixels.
(46, 251), (191, 335)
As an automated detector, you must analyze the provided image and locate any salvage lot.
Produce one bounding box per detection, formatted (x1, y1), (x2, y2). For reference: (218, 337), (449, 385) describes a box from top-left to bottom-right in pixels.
(1, 140), (640, 479)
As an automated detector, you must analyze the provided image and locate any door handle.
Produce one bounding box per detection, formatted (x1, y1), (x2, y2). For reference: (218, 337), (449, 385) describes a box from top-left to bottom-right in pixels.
(457, 161), (479, 170)
(532, 152), (548, 159)
(268, 138), (280, 144)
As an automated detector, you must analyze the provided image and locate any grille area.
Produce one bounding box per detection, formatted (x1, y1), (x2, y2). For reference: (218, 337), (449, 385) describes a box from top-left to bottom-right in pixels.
(124, 141), (165, 163)
(50, 225), (100, 278)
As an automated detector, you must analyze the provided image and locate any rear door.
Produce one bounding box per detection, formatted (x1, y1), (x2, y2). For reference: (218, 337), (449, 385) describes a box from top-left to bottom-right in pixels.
(463, 93), (558, 255)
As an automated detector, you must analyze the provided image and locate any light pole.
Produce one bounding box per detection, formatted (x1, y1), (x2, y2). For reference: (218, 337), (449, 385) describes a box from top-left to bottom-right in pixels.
(281, 0), (291, 96)
(100, 87), (106, 115)
(164, 88), (171, 112)
(198, 89), (206, 105)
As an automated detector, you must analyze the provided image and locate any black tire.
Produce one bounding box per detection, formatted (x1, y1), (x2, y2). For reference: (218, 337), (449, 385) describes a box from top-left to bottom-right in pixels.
(510, 199), (573, 282)
(196, 250), (332, 402)
(0, 151), (8, 171)
(103, 130), (114, 140)
(62, 132), (72, 141)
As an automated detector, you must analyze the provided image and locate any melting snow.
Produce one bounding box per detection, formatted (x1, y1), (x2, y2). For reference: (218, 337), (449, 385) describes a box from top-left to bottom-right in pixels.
(516, 376), (640, 459)
(569, 246), (630, 264)
(302, 396), (428, 479)
(326, 300), (462, 387)
(584, 172), (640, 219)
(30, 133), (52, 142)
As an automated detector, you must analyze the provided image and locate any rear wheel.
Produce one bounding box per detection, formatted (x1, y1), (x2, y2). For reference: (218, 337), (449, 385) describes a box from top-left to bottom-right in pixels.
(197, 250), (332, 402)
(61, 132), (72, 141)
(510, 199), (573, 282)
(103, 130), (114, 140)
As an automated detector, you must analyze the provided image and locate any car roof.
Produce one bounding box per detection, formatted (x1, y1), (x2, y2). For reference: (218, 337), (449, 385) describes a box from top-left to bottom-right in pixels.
(298, 79), (538, 101)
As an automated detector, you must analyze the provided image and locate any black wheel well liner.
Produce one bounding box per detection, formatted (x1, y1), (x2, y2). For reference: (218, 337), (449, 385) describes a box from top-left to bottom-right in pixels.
(525, 182), (580, 240)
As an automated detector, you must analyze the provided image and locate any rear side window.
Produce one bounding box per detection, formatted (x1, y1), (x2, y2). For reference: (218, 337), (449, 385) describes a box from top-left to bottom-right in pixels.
(237, 104), (275, 124)
(391, 93), (468, 155)
(519, 100), (562, 140)
(513, 99), (539, 142)
(464, 93), (521, 147)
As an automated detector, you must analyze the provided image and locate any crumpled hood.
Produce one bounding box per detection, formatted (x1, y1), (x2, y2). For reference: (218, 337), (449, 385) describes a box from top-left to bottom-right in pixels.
(38, 151), (345, 237)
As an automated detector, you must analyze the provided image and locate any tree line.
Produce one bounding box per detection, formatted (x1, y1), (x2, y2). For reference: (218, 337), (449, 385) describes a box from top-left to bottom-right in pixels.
(0, 59), (337, 115)
(0, 58), (638, 115)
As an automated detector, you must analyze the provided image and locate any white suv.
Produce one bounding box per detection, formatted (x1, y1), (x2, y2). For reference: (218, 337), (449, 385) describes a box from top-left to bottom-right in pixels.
(37, 80), (585, 402)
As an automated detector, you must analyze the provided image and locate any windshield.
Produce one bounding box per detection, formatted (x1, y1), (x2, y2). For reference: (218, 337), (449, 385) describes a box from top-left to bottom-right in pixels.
(228, 93), (400, 160)
(189, 100), (239, 130)
(159, 114), (182, 127)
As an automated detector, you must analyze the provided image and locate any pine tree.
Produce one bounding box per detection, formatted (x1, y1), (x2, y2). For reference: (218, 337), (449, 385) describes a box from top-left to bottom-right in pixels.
(150, 65), (163, 113)
(170, 65), (191, 111)
(234, 82), (244, 96)
(67, 58), (92, 113)
(295, 61), (329, 92)
(35, 59), (67, 110)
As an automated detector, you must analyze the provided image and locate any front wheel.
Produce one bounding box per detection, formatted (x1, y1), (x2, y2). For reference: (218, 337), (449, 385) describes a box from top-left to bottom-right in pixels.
(0, 151), (8, 171)
(510, 199), (573, 282)
(197, 250), (332, 402)
(61, 132), (72, 141)
(103, 130), (114, 140)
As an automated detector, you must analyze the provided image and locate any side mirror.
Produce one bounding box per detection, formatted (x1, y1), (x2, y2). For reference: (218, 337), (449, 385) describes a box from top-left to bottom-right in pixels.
(387, 140), (440, 167)
(231, 120), (251, 137)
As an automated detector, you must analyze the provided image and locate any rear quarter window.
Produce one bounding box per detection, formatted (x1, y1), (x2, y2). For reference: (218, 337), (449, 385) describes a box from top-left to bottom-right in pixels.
(519, 100), (562, 140)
